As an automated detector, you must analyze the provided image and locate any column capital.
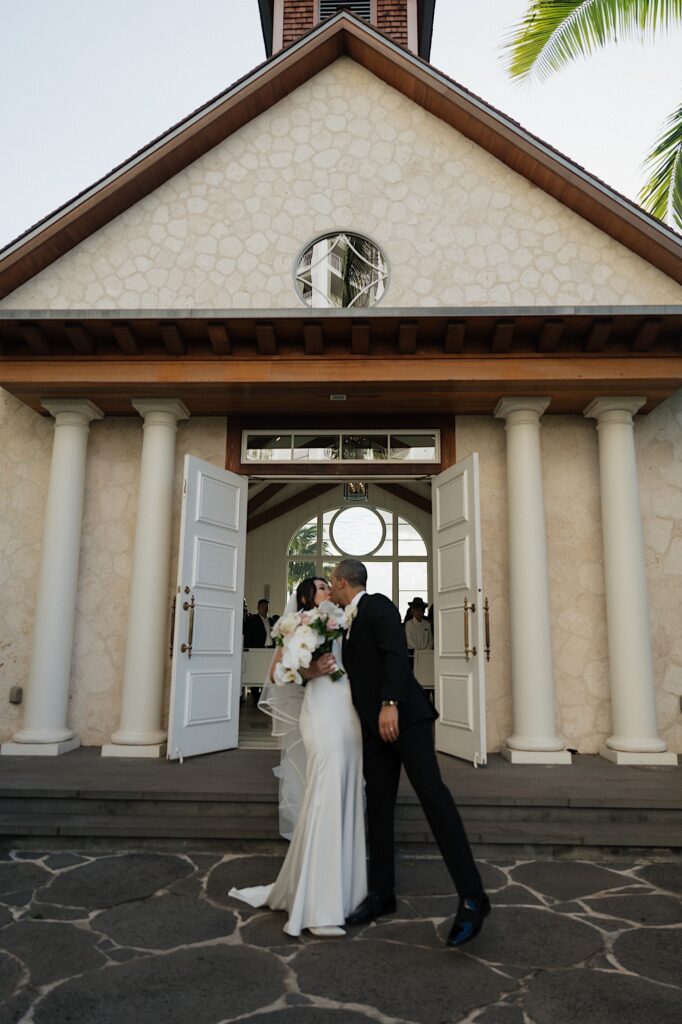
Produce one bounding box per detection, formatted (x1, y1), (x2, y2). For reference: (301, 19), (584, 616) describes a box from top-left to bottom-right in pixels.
(494, 397), (551, 423)
(584, 397), (646, 423)
(41, 399), (104, 426)
(131, 399), (190, 423)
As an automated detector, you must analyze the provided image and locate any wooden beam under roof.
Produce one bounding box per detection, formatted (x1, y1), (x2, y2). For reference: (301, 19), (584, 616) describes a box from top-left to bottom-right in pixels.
(111, 322), (140, 355)
(256, 323), (277, 355)
(351, 322), (370, 354)
(379, 482), (431, 514)
(537, 319), (563, 352)
(64, 322), (96, 355)
(247, 482), (286, 516)
(207, 322), (231, 354)
(160, 322), (186, 355)
(491, 321), (514, 353)
(632, 319), (662, 352)
(444, 321), (465, 353)
(585, 319), (612, 352)
(398, 322), (418, 354)
(19, 323), (50, 356)
(303, 324), (324, 355)
(247, 483), (337, 532)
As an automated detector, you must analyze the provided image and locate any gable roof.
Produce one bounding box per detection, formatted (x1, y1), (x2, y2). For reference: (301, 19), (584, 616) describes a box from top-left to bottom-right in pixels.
(1, 10), (681, 300)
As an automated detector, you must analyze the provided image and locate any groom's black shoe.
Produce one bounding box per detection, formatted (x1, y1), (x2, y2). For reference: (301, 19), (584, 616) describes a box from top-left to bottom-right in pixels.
(346, 891), (397, 926)
(446, 891), (491, 947)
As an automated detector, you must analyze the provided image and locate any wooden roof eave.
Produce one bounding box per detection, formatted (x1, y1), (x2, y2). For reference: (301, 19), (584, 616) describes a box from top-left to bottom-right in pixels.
(0, 13), (681, 301)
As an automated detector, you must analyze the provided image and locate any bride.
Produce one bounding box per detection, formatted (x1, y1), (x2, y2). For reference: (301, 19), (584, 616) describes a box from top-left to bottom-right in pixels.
(229, 577), (367, 937)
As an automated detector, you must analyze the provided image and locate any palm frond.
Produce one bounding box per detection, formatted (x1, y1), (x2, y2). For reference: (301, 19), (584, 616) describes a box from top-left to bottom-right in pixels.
(639, 100), (682, 231)
(503, 0), (682, 83)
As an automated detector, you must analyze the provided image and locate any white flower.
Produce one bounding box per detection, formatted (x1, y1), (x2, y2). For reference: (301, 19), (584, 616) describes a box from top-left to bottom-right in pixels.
(318, 600), (343, 619)
(282, 641), (313, 670)
(342, 604), (358, 630)
(292, 625), (319, 652)
(272, 613), (300, 639)
(274, 662), (303, 687)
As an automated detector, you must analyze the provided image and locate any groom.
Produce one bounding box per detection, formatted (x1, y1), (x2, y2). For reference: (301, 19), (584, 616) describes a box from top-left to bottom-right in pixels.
(329, 558), (490, 947)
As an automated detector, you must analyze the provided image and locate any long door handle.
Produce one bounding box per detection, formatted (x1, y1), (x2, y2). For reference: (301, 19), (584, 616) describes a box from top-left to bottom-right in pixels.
(484, 596), (491, 661)
(463, 597), (477, 662)
(181, 595), (195, 657)
(169, 595), (177, 657)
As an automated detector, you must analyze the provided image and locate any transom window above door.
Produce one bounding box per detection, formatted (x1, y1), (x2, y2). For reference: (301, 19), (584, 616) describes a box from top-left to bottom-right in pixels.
(294, 232), (388, 308)
(243, 430), (439, 464)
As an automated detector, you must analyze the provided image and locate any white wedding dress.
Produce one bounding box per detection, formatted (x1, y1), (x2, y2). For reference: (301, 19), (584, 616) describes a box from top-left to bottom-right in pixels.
(229, 640), (367, 936)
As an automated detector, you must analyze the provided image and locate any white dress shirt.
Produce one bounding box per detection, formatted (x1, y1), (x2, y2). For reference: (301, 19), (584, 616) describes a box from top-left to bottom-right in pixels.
(405, 617), (433, 651)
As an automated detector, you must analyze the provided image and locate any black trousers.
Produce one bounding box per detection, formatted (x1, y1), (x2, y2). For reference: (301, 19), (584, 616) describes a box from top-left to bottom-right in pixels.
(362, 719), (482, 898)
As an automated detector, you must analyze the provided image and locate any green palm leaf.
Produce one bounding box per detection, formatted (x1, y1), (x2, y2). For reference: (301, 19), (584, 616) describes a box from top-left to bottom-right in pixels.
(504, 0), (682, 82)
(639, 101), (682, 230)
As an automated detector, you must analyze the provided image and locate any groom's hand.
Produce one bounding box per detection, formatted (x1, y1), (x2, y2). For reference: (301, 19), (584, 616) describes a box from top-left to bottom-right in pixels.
(379, 706), (399, 742)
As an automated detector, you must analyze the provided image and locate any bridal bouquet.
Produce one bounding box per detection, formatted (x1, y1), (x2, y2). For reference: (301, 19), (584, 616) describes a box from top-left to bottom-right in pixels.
(271, 600), (347, 686)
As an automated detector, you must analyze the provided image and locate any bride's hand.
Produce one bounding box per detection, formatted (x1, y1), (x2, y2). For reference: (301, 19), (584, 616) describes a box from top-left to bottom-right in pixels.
(302, 653), (337, 679)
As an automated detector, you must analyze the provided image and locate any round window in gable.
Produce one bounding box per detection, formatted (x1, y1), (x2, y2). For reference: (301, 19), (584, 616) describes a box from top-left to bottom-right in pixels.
(294, 232), (388, 308)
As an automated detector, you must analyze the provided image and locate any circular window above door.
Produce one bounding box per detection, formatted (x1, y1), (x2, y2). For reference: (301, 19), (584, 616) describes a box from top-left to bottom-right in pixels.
(294, 232), (388, 308)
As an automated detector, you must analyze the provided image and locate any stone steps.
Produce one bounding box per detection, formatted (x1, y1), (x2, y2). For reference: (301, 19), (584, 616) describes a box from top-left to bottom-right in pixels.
(1, 798), (681, 850)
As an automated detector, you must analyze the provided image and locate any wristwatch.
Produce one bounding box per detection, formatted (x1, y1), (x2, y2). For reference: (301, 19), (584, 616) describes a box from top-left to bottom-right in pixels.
(381, 700), (399, 708)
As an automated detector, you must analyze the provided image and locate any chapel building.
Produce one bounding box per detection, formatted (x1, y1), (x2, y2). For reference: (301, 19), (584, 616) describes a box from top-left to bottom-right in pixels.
(0, 0), (681, 768)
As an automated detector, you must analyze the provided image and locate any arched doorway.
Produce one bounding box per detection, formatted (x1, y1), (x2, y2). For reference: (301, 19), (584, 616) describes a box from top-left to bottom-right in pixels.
(286, 505), (429, 617)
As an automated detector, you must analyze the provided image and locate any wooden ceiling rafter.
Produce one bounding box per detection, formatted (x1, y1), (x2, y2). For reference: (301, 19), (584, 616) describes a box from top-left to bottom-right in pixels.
(19, 323), (50, 356)
(632, 318), (662, 352)
(247, 482), (337, 532)
(537, 319), (563, 353)
(491, 320), (514, 353)
(303, 323), (324, 354)
(378, 482), (431, 514)
(444, 320), (465, 353)
(398, 321), (418, 354)
(246, 482), (287, 516)
(160, 321), (186, 355)
(256, 323), (277, 355)
(111, 322), (140, 355)
(585, 319), (612, 352)
(351, 322), (370, 354)
(207, 321), (231, 354)
(64, 322), (96, 355)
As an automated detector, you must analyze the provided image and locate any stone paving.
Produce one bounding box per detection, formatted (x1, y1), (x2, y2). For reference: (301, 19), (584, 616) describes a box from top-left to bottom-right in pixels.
(0, 850), (680, 1024)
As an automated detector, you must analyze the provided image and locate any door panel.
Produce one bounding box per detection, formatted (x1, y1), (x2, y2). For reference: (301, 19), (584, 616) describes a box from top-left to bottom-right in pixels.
(432, 453), (487, 764)
(167, 456), (247, 760)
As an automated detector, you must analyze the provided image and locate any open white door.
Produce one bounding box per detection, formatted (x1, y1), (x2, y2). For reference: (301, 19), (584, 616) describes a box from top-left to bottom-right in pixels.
(167, 456), (247, 760)
(432, 453), (487, 765)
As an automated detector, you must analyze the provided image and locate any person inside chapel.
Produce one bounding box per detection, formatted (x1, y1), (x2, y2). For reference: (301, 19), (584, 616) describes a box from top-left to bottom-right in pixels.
(404, 597), (433, 653)
(243, 598), (277, 705)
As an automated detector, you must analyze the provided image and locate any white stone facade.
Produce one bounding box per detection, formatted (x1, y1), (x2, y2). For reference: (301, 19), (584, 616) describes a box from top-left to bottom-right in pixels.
(0, 55), (680, 754)
(2, 59), (680, 311)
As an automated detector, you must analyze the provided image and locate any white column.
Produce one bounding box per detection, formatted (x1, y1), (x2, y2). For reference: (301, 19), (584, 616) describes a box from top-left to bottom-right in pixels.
(102, 399), (189, 758)
(494, 398), (571, 764)
(584, 397), (676, 764)
(2, 400), (103, 756)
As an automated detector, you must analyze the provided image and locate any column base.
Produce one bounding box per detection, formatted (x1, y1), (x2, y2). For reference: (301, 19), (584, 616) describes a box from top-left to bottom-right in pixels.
(599, 745), (678, 766)
(501, 744), (572, 765)
(101, 742), (167, 759)
(1, 737), (80, 757)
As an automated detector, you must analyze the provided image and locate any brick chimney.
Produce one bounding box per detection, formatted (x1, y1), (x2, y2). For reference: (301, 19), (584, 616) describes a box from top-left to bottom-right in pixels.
(257, 1), (436, 61)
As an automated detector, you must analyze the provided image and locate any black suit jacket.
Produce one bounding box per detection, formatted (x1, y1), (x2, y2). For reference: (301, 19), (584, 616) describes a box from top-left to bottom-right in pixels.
(243, 614), (275, 649)
(342, 593), (436, 735)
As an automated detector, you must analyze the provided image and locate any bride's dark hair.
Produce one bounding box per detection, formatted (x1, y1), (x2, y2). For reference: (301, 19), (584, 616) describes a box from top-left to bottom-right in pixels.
(296, 577), (327, 611)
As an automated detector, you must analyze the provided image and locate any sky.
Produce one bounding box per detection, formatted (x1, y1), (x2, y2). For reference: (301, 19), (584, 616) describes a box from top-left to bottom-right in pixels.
(1, 0), (681, 249)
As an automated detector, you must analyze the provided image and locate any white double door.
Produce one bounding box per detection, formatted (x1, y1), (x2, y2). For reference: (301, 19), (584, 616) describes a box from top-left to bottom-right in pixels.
(167, 456), (247, 760)
(166, 453), (487, 765)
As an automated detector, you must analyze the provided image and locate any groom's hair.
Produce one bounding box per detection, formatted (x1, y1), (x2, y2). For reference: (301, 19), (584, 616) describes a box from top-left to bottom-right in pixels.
(336, 559), (367, 588)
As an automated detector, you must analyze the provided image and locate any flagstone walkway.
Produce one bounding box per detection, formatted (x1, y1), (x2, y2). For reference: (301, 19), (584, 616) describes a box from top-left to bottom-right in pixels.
(0, 850), (680, 1024)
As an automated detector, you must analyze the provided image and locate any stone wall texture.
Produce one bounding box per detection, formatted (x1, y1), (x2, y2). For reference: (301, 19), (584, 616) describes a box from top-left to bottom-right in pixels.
(1, 401), (680, 750)
(2, 59), (680, 311)
(0, 408), (226, 745)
